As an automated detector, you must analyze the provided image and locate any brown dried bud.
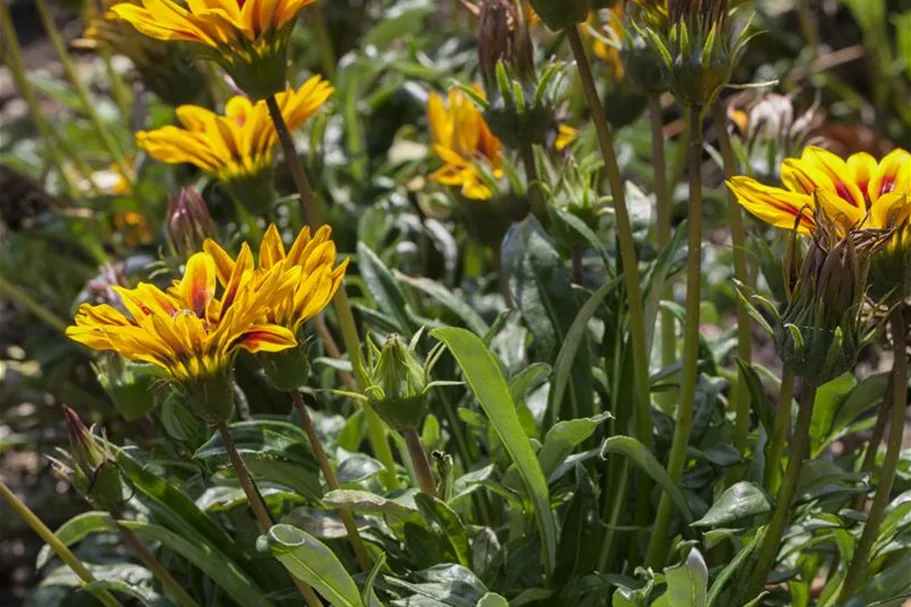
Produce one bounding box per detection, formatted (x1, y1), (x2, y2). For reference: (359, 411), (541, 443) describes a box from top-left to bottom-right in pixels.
(166, 188), (215, 259)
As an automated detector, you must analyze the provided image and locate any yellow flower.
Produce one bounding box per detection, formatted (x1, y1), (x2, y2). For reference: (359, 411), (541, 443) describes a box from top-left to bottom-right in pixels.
(727, 146), (910, 236)
(427, 87), (503, 201)
(113, 210), (153, 246)
(555, 124), (578, 151)
(589, 5), (625, 80)
(111, 0), (317, 98)
(204, 223), (348, 334)
(66, 250), (299, 384)
(137, 77), (332, 184)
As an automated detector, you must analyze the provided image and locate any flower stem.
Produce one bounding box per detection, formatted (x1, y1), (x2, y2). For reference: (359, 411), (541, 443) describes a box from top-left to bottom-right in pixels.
(311, 2), (338, 82)
(110, 509), (200, 607)
(34, 0), (134, 190)
(291, 391), (373, 571)
(742, 381), (817, 603)
(567, 26), (652, 449)
(0, 3), (81, 197)
(403, 428), (437, 497)
(712, 103), (753, 455)
(852, 371), (893, 510)
(838, 310), (908, 602)
(649, 95), (676, 409)
(0, 479), (123, 607)
(645, 105), (705, 569)
(265, 94), (399, 491)
(0, 273), (69, 334)
(763, 368), (795, 493)
(596, 458), (629, 572)
(216, 423), (324, 607)
(520, 142), (547, 224)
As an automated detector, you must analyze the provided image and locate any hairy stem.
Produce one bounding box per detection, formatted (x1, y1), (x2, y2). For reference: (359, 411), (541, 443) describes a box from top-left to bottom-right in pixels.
(265, 95), (399, 491)
(404, 428), (437, 497)
(742, 381), (817, 602)
(291, 392), (372, 571)
(520, 142), (547, 223)
(217, 423), (324, 607)
(713, 103), (753, 455)
(763, 368), (795, 493)
(0, 480), (123, 607)
(645, 105), (705, 569)
(838, 311), (908, 601)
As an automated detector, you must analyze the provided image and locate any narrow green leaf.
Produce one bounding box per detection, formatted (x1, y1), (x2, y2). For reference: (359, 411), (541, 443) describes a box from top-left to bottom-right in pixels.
(357, 242), (419, 336)
(600, 436), (693, 523)
(706, 529), (764, 606)
(431, 327), (557, 575)
(395, 271), (489, 335)
(263, 524), (365, 607)
(538, 413), (611, 480)
(37, 511), (114, 570)
(414, 493), (472, 567)
(477, 592), (510, 607)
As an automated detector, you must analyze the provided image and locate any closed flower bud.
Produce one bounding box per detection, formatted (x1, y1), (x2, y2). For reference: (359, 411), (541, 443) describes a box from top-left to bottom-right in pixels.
(527, 0), (589, 31)
(52, 406), (124, 510)
(774, 214), (888, 385)
(620, 31), (667, 94)
(365, 335), (429, 431)
(258, 338), (312, 392)
(94, 355), (161, 421)
(166, 188), (215, 260)
(184, 368), (236, 425)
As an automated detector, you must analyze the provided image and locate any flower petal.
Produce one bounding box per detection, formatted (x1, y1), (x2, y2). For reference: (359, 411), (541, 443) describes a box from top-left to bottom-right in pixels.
(726, 176), (816, 234)
(179, 252), (216, 315)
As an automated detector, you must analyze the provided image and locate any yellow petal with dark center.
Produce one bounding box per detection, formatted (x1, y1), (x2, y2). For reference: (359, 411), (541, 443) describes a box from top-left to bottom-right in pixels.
(727, 176), (816, 235)
(179, 252), (216, 316)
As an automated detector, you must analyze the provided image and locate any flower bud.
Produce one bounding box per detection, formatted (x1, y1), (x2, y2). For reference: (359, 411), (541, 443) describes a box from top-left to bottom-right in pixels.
(365, 335), (429, 431)
(52, 406), (124, 510)
(620, 31), (667, 94)
(166, 188), (215, 260)
(526, 0), (589, 31)
(867, 200), (911, 305)
(184, 368), (235, 425)
(94, 355), (161, 421)
(774, 215), (888, 385)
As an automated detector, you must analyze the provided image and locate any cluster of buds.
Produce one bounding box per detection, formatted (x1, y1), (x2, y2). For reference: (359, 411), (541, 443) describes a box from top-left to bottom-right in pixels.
(474, 0), (564, 149)
(636, 0), (754, 107)
(50, 407), (124, 510)
(738, 208), (890, 385)
(165, 188), (216, 260)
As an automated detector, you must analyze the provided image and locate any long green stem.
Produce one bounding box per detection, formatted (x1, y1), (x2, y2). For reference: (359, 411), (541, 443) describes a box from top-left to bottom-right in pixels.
(0, 3), (80, 197)
(291, 392), (373, 571)
(311, 2), (338, 82)
(596, 458), (629, 572)
(649, 95), (676, 409)
(216, 423), (324, 607)
(110, 510), (200, 607)
(838, 311), (908, 601)
(567, 26), (652, 448)
(645, 105), (705, 569)
(713, 104), (753, 455)
(265, 94), (399, 491)
(763, 368), (795, 493)
(0, 274), (69, 334)
(34, 0), (134, 189)
(404, 428), (437, 497)
(0, 480), (123, 607)
(742, 381), (817, 603)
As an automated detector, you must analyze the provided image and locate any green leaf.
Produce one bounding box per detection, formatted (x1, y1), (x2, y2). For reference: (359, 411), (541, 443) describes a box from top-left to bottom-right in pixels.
(510, 362), (552, 405)
(476, 592), (510, 607)
(357, 242), (419, 336)
(503, 217), (594, 422)
(706, 528), (764, 606)
(538, 413), (611, 480)
(195, 420), (321, 498)
(415, 493), (472, 567)
(323, 489), (423, 523)
(692, 482), (770, 529)
(263, 524), (365, 607)
(431, 327), (558, 575)
(600, 436), (693, 523)
(336, 454), (385, 484)
(830, 372), (890, 441)
(119, 519), (272, 607)
(548, 276), (622, 425)
(736, 360), (774, 437)
(549, 205), (612, 269)
(83, 579), (158, 607)
(395, 272), (489, 335)
(554, 465), (598, 584)
(663, 548), (708, 607)
(843, 554), (911, 607)
(809, 373), (856, 457)
(37, 511), (114, 570)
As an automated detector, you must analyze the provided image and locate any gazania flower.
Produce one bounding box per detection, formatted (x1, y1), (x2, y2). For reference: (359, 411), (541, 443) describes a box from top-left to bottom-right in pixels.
(204, 224), (348, 390)
(66, 250), (299, 422)
(111, 0), (318, 99)
(137, 77), (332, 187)
(204, 224), (347, 335)
(727, 146), (910, 236)
(427, 87), (504, 201)
(588, 5), (625, 80)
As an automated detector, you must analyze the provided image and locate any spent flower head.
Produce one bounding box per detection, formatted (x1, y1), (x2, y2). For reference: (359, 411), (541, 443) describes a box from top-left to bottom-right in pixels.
(111, 0), (319, 99)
